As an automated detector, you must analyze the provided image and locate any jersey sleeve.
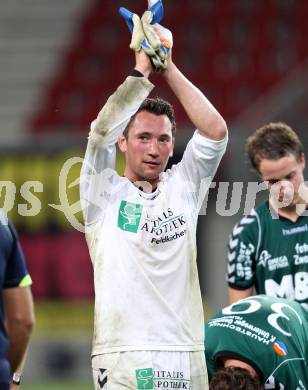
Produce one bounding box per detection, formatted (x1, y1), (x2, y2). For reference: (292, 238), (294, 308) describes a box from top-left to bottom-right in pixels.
(4, 220), (32, 288)
(80, 76), (154, 226)
(227, 209), (259, 290)
(170, 130), (228, 213)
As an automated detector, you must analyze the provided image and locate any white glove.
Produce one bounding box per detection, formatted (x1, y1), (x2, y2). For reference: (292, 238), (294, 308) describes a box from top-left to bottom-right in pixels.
(129, 9), (172, 72)
(141, 11), (161, 51)
(130, 14), (146, 52)
(141, 11), (172, 71)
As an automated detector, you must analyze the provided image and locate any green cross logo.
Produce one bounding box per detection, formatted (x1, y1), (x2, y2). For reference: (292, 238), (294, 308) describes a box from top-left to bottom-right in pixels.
(117, 200), (143, 233)
(135, 368), (153, 389)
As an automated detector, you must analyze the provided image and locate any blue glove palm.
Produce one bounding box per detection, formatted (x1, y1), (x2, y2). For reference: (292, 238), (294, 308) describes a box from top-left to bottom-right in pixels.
(119, 0), (171, 71)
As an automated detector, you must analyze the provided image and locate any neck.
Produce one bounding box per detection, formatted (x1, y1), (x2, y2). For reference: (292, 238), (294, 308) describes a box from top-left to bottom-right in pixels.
(124, 175), (159, 193)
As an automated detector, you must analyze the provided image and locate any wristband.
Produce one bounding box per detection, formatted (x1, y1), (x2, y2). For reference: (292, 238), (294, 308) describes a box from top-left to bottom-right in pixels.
(12, 372), (21, 385)
(130, 69), (144, 77)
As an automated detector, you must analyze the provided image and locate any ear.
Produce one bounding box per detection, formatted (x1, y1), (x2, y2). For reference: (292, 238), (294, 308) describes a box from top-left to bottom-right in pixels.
(300, 152), (305, 170)
(169, 137), (175, 157)
(118, 134), (127, 153)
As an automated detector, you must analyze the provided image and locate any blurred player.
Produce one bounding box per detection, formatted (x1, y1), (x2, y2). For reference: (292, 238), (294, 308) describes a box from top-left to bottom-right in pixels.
(80, 6), (228, 390)
(205, 295), (308, 389)
(227, 122), (308, 314)
(0, 214), (34, 389)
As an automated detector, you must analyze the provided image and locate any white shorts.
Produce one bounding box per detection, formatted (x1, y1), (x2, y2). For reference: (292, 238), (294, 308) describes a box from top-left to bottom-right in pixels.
(92, 350), (208, 389)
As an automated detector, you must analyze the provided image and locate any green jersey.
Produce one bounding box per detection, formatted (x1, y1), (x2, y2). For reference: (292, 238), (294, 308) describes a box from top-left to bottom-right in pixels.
(205, 295), (308, 389)
(227, 202), (308, 313)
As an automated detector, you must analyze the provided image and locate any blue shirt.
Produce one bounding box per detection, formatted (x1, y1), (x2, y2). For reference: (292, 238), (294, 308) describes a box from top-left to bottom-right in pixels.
(0, 214), (31, 383)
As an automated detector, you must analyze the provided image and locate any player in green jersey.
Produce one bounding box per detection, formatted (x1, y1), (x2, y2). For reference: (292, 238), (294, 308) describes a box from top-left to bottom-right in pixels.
(205, 295), (308, 389)
(227, 122), (308, 313)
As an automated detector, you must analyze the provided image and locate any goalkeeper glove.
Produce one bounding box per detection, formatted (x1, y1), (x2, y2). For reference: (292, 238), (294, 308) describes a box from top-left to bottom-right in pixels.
(119, 1), (171, 72)
(141, 10), (172, 71)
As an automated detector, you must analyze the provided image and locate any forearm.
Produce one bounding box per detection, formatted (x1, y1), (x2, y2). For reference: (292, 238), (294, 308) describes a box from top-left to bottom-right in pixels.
(4, 287), (34, 378)
(89, 75), (154, 145)
(10, 348), (29, 389)
(228, 287), (254, 304)
(163, 62), (227, 140)
(7, 321), (33, 373)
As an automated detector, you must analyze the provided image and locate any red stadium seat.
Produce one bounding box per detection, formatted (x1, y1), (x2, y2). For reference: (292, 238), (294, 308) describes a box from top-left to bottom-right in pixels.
(52, 232), (93, 299)
(29, 0), (308, 134)
(20, 232), (93, 299)
(20, 234), (50, 297)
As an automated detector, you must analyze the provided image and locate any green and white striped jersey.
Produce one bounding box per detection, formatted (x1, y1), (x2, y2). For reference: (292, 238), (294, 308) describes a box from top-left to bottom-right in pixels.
(227, 202), (308, 313)
(205, 295), (308, 389)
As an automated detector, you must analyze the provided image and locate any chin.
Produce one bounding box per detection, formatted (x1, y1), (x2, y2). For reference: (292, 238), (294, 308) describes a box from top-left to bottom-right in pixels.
(145, 175), (160, 183)
(135, 173), (157, 183)
(144, 170), (160, 180)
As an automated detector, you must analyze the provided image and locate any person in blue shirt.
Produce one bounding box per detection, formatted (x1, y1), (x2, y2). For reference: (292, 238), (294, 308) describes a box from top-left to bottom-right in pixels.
(0, 214), (34, 389)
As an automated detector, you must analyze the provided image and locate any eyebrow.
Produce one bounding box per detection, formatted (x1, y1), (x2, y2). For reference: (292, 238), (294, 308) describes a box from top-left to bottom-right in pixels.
(265, 170), (296, 182)
(136, 131), (150, 136)
(136, 131), (171, 139)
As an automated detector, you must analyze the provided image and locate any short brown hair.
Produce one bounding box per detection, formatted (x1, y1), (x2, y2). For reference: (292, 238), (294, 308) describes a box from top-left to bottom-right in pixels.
(123, 97), (176, 139)
(246, 122), (303, 172)
(210, 367), (263, 390)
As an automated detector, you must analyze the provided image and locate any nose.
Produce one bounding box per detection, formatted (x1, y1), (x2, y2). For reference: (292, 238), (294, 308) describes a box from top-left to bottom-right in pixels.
(274, 180), (291, 191)
(269, 181), (283, 193)
(148, 139), (159, 157)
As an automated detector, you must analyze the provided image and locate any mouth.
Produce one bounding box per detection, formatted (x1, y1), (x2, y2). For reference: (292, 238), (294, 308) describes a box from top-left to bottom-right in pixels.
(143, 161), (160, 167)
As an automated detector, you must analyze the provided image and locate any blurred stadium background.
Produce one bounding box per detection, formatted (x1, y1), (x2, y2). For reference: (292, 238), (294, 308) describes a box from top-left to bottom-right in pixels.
(0, 0), (307, 388)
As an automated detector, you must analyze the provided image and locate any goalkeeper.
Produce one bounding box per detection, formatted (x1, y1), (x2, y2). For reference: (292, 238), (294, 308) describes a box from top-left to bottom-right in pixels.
(80, 5), (228, 390)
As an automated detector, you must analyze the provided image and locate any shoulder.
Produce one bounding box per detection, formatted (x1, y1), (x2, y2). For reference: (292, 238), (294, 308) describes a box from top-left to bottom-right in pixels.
(0, 211), (17, 243)
(254, 201), (270, 219)
(230, 202), (270, 238)
(229, 208), (260, 241)
(189, 130), (228, 155)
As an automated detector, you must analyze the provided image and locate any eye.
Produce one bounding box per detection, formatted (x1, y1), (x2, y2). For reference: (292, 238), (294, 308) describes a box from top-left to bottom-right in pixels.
(285, 172), (295, 181)
(268, 179), (279, 185)
(159, 137), (170, 144)
(139, 135), (149, 141)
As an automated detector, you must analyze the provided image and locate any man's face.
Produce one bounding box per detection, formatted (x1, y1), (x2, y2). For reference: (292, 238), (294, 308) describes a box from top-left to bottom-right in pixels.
(258, 153), (305, 207)
(118, 111), (174, 188)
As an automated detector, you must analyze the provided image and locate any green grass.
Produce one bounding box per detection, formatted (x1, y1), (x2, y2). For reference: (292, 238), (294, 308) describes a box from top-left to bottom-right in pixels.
(34, 299), (94, 337)
(22, 383), (92, 390)
(22, 301), (94, 389)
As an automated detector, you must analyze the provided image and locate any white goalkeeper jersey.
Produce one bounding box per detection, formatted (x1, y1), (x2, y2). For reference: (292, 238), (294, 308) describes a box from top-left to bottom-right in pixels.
(80, 75), (228, 356)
